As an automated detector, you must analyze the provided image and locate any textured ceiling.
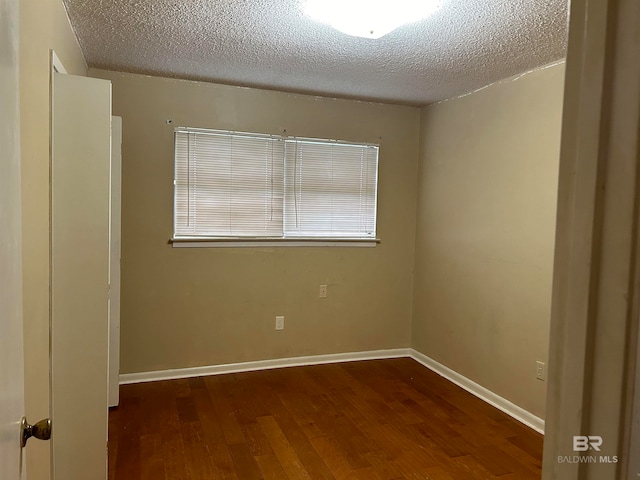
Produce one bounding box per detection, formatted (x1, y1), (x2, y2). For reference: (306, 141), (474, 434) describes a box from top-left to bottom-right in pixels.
(63, 0), (568, 106)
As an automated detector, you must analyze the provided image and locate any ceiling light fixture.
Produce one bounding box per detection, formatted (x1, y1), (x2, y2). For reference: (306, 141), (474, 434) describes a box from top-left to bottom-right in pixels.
(302, 0), (441, 39)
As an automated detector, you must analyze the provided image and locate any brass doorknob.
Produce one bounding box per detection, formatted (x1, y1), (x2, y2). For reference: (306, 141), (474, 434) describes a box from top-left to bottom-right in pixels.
(20, 417), (51, 448)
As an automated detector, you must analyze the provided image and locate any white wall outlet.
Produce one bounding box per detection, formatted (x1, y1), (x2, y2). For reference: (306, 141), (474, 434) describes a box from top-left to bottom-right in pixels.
(319, 285), (328, 299)
(536, 361), (546, 381)
(275, 315), (284, 331)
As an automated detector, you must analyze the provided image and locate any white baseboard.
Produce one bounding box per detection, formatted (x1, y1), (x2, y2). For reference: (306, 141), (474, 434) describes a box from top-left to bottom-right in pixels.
(119, 347), (544, 434)
(119, 348), (411, 385)
(409, 349), (545, 434)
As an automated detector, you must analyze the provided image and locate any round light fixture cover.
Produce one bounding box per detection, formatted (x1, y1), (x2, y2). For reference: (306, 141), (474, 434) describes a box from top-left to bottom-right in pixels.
(303, 0), (442, 39)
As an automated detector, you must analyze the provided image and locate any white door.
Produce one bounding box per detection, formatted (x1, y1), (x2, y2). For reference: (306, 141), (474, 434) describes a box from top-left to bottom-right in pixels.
(0, 0), (26, 477)
(108, 116), (122, 408)
(51, 72), (112, 480)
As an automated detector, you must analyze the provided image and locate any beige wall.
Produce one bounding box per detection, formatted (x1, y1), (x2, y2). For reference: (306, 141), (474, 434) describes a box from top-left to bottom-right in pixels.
(20, 1), (87, 478)
(412, 63), (565, 418)
(89, 69), (420, 374)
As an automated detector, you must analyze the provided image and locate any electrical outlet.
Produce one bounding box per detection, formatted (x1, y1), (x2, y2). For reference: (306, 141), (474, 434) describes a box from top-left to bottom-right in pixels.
(536, 361), (546, 381)
(275, 316), (284, 331)
(319, 285), (328, 299)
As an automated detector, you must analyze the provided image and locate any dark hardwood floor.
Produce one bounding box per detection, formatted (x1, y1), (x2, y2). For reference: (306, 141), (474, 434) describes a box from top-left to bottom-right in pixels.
(108, 358), (543, 479)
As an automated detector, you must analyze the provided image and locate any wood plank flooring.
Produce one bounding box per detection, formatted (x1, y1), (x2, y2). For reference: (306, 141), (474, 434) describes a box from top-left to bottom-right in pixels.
(108, 358), (543, 479)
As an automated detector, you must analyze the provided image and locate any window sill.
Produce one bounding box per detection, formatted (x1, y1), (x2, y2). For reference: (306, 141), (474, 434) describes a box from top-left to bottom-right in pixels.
(170, 237), (380, 248)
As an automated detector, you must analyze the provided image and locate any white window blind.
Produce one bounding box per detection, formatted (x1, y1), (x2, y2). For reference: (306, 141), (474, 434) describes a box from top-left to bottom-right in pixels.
(283, 140), (378, 238)
(174, 129), (284, 237)
(174, 128), (379, 241)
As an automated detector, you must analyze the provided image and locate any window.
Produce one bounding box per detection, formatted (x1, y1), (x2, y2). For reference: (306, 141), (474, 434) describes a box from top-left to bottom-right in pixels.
(173, 128), (379, 243)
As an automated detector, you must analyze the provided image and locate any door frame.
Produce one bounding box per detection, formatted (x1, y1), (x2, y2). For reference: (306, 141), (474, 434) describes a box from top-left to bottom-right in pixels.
(108, 116), (122, 408)
(542, 0), (640, 477)
(0, 0), (25, 477)
(47, 49), (66, 479)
